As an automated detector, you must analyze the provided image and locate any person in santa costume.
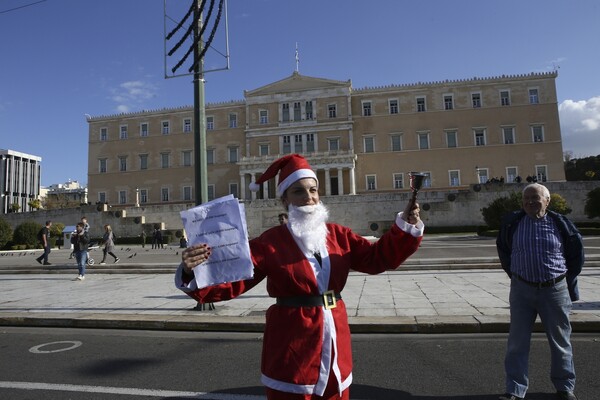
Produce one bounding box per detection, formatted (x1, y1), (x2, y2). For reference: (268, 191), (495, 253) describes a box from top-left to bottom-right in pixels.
(176, 154), (424, 400)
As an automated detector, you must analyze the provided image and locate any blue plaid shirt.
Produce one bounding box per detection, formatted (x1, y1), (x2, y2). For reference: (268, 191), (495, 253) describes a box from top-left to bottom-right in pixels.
(510, 214), (567, 282)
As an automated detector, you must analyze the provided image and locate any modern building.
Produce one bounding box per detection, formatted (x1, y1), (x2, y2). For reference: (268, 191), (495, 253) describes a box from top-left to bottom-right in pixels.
(87, 71), (565, 207)
(0, 149), (42, 213)
(44, 180), (88, 208)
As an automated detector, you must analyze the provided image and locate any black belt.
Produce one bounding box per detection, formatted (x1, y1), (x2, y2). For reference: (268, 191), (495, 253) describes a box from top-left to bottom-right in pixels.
(276, 291), (342, 310)
(516, 274), (566, 288)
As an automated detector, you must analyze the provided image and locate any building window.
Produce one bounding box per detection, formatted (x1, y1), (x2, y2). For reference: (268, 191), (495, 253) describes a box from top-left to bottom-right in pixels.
(393, 173), (404, 189)
(328, 137), (340, 152)
(229, 183), (238, 197)
(306, 133), (315, 152)
(305, 101), (313, 120)
(282, 103), (290, 122)
(118, 156), (127, 172)
(99, 159), (107, 173)
(259, 144), (269, 156)
(162, 121), (170, 135)
(328, 104), (337, 118)
(183, 186), (193, 201)
(476, 167), (488, 184)
(207, 185), (215, 201)
(207, 116), (214, 130)
(474, 128), (486, 146)
(140, 189), (148, 203)
(182, 150), (192, 167)
(449, 170), (460, 187)
(295, 134), (303, 152)
(503, 127), (515, 144)
(536, 165), (548, 182)
(421, 172), (432, 188)
(98, 192), (106, 203)
(282, 135), (291, 154)
(416, 96), (426, 112)
(443, 94), (454, 110)
(140, 123), (149, 137)
(207, 148), (215, 164)
(363, 136), (375, 153)
(362, 101), (372, 116)
(161, 187), (169, 202)
(366, 175), (377, 191)
(418, 132), (430, 150)
(259, 110), (268, 124)
(391, 134), (402, 151)
(119, 190), (127, 204)
(500, 90), (511, 106)
(100, 128), (107, 141)
(161, 153), (170, 168)
(228, 146), (238, 163)
(529, 88), (539, 104)
(293, 102), (301, 121)
(183, 118), (192, 133)
(472, 93), (482, 108)
(120, 125), (128, 139)
(446, 130), (457, 148)
(506, 167), (518, 183)
(532, 125), (544, 142)
(389, 99), (399, 114)
(139, 154), (148, 170)
(229, 113), (237, 128)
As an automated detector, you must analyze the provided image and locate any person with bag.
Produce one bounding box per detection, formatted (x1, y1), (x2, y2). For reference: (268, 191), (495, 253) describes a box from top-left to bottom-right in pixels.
(71, 222), (90, 281)
(99, 224), (120, 265)
(35, 220), (52, 266)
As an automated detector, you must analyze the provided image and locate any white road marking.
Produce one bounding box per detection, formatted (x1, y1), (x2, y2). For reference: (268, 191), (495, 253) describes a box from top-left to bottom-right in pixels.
(29, 341), (82, 354)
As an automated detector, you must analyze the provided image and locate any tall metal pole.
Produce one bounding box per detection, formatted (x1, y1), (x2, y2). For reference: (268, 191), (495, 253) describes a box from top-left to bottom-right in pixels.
(193, 0), (208, 206)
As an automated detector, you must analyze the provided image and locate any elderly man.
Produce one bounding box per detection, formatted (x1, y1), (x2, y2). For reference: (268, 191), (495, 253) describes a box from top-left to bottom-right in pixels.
(496, 183), (584, 400)
(176, 154), (424, 400)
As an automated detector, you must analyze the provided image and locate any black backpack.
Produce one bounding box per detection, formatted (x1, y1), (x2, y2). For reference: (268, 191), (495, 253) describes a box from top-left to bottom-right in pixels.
(37, 228), (45, 241)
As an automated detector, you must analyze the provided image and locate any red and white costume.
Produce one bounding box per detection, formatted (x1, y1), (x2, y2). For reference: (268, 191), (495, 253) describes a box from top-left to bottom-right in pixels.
(176, 212), (423, 397)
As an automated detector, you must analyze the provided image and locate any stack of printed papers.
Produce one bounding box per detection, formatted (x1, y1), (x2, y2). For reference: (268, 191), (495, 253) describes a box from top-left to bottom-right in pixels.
(180, 195), (253, 289)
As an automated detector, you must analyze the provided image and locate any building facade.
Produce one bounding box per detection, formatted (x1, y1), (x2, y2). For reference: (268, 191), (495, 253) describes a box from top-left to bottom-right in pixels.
(0, 149), (42, 214)
(44, 180), (88, 208)
(87, 71), (565, 207)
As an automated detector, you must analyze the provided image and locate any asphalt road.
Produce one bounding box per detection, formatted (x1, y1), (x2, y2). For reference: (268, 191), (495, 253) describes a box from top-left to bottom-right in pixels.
(1, 327), (599, 399)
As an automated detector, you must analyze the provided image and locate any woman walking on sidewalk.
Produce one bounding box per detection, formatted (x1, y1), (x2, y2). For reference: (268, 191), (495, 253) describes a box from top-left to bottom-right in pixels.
(100, 224), (120, 265)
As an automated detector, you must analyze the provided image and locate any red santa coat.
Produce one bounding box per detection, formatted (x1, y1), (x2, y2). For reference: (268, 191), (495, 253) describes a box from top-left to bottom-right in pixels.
(176, 219), (422, 396)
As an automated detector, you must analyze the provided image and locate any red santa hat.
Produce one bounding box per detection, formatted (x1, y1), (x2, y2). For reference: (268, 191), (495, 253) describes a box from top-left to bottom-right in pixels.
(249, 154), (318, 197)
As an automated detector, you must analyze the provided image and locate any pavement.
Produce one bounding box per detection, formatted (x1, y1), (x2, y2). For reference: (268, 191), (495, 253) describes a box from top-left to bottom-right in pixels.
(1, 235), (600, 334)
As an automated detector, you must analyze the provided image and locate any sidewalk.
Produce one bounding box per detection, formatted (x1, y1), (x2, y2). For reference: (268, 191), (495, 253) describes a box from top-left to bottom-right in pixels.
(1, 238), (599, 333)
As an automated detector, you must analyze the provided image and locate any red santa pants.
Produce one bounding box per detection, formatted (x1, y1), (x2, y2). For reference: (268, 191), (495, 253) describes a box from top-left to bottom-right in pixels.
(266, 376), (349, 400)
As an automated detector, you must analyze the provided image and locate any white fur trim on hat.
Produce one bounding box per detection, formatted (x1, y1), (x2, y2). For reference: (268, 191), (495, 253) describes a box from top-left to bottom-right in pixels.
(249, 182), (261, 192)
(276, 168), (318, 197)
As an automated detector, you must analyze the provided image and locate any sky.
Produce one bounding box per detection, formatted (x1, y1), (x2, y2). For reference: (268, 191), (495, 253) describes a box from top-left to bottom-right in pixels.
(1, 0), (599, 187)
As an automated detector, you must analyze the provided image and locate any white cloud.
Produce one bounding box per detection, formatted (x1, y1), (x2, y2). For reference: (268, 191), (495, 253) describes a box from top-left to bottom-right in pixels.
(559, 96), (600, 158)
(109, 80), (158, 113)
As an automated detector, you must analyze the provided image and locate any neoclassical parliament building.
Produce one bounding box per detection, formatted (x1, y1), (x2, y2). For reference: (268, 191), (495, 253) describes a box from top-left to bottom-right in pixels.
(87, 71), (565, 207)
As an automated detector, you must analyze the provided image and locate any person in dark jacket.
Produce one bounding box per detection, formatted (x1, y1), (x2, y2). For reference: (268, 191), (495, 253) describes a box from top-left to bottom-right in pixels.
(496, 183), (584, 400)
(71, 222), (91, 281)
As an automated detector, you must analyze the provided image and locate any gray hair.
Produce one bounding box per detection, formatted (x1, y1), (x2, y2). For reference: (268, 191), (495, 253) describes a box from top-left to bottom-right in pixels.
(523, 183), (550, 200)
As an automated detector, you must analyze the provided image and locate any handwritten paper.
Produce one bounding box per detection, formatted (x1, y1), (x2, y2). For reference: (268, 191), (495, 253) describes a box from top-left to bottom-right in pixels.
(180, 195), (253, 289)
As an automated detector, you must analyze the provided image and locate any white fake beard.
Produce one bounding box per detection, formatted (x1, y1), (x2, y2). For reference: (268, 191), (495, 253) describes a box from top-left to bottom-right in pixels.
(287, 203), (329, 254)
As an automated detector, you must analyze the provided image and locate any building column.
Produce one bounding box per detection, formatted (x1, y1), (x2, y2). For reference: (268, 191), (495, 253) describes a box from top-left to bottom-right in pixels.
(262, 179), (269, 200)
(324, 168), (331, 196)
(251, 174), (258, 200)
(337, 168), (344, 195)
(349, 166), (356, 195)
(240, 174), (246, 200)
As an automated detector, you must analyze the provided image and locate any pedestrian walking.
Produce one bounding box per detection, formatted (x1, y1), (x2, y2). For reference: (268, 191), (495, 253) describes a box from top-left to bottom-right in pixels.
(176, 154), (424, 400)
(35, 220), (52, 265)
(496, 183), (583, 400)
(99, 224), (120, 264)
(141, 230), (147, 248)
(71, 222), (90, 281)
(70, 216), (90, 259)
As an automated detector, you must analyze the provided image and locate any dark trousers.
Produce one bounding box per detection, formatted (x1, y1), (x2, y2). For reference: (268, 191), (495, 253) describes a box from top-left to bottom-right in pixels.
(36, 245), (51, 263)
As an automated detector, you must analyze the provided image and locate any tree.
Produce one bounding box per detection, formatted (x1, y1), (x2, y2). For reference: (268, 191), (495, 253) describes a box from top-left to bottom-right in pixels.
(28, 199), (42, 210)
(584, 187), (600, 219)
(50, 222), (65, 238)
(10, 203), (20, 212)
(482, 191), (572, 230)
(13, 221), (42, 248)
(0, 218), (12, 249)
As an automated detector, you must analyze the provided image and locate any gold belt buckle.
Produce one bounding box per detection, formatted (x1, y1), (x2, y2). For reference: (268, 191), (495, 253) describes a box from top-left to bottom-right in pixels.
(323, 290), (337, 310)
